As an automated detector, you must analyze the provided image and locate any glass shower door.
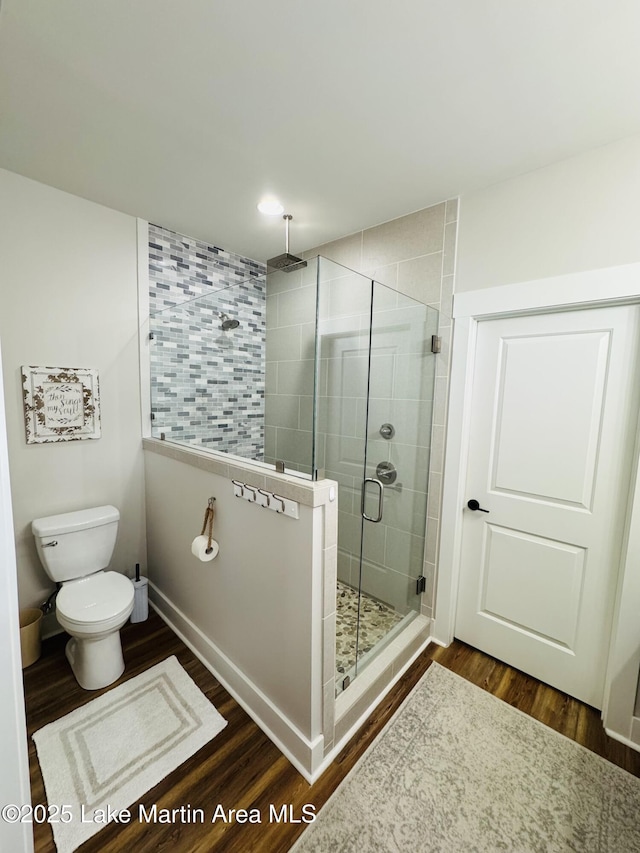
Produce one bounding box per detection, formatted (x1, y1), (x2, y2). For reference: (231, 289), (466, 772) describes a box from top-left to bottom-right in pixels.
(357, 282), (439, 674)
(315, 257), (439, 693)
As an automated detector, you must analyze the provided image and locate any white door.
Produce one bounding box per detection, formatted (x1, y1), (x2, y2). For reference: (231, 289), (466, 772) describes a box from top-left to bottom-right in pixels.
(455, 305), (640, 708)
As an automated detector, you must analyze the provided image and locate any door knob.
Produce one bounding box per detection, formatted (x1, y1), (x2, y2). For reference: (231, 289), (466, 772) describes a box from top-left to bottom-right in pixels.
(467, 499), (490, 513)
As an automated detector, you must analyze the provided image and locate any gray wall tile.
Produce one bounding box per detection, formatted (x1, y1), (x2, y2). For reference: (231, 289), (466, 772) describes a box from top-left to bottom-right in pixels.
(362, 203), (446, 269)
(149, 223), (266, 458)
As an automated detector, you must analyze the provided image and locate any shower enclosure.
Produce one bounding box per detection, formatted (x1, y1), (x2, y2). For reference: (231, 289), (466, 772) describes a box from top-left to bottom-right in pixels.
(149, 255), (439, 694)
(314, 259), (439, 693)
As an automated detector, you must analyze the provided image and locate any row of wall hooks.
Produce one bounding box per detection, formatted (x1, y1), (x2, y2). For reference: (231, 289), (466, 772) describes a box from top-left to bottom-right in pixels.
(231, 480), (299, 519)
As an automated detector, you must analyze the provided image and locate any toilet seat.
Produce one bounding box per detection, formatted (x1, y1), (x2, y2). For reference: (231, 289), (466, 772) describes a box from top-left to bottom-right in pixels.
(57, 570), (134, 629)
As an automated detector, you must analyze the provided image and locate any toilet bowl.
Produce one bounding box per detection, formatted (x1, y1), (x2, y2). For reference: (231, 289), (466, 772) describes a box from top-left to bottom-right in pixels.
(32, 505), (135, 690)
(56, 570), (134, 689)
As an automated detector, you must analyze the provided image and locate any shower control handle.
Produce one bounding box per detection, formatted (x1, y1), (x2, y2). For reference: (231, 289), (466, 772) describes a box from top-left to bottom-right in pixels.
(362, 478), (384, 523)
(467, 499), (490, 513)
(375, 461), (397, 484)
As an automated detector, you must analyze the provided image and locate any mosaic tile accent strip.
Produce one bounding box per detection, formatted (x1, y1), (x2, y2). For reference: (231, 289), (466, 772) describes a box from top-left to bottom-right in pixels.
(335, 580), (403, 686)
(148, 224), (267, 458)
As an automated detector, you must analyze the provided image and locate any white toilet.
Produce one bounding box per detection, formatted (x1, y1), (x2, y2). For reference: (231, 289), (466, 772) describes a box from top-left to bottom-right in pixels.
(32, 505), (134, 691)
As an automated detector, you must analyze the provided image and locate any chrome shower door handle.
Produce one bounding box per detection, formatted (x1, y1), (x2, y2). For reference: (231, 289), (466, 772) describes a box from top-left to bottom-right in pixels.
(361, 477), (384, 523)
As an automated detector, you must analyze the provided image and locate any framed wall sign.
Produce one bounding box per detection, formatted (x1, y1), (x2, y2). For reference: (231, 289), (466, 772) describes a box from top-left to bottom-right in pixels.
(21, 366), (101, 443)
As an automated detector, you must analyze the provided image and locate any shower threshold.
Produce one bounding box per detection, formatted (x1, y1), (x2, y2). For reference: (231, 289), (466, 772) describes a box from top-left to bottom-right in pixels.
(335, 580), (417, 694)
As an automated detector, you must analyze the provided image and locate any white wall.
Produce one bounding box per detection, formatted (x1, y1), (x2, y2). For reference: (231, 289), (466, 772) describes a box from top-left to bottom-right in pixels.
(456, 135), (640, 292)
(145, 451), (318, 737)
(0, 169), (146, 616)
(143, 444), (330, 778)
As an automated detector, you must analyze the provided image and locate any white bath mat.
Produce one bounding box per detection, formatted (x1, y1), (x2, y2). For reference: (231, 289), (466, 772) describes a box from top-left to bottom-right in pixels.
(32, 655), (227, 853)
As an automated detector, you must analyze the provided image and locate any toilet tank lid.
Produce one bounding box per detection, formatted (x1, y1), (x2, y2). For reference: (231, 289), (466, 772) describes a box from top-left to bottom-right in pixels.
(32, 505), (119, 537)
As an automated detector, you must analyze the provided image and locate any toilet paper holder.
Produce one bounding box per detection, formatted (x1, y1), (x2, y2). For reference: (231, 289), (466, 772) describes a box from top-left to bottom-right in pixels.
(201, 497), (216, 553)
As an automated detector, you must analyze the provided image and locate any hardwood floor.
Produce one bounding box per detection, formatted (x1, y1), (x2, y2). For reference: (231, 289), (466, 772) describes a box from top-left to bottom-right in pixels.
(23, 611), (640, 852)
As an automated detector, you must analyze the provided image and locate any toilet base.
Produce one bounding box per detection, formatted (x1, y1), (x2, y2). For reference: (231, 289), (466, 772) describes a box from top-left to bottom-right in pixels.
(65, 632), (125, 691)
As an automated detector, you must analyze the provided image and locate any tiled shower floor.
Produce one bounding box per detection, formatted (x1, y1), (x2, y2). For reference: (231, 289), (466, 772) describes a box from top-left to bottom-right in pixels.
(335, 580), (403, 686)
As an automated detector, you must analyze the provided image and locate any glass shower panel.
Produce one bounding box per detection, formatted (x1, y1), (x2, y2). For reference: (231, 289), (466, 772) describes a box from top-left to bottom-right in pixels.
(149, 279), (267, 458)
(148, 260), (320, 478)
(265, 256), (320, 477)
(315, 258), (373, 690)
(357, 283), (439, 673)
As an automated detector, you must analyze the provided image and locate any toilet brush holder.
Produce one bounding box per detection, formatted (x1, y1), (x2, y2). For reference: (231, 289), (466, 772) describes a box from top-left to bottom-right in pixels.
(130, 564), (148, 623)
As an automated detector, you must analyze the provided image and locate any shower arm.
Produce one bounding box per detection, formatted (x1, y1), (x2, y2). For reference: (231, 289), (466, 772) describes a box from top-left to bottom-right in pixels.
(284, 214), (292, 254)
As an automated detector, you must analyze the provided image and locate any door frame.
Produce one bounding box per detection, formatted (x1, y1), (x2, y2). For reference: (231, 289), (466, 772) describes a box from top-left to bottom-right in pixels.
(435, 261), (640, 726)
(0, 340), (34, 853)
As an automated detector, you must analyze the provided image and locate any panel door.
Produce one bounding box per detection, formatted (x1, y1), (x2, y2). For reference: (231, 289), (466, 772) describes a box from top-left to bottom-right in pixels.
(455, 305), (640, 708)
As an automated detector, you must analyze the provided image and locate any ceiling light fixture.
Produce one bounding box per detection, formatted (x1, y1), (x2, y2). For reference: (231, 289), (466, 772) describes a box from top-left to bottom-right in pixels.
(257, 199), (285, 216)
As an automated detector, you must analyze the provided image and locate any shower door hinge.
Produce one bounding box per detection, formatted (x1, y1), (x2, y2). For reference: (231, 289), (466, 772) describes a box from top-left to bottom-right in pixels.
(431, 335), (441, 354)
(148, 332), (155, 340)
(416, 574), (426, 595)
(150, 412), (155, 421)
(342, 675), (351, 691)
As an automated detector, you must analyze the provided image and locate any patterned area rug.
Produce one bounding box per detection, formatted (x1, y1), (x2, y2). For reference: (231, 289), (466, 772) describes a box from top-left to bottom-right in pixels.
(32, 656), (227, 853)
(293, 663), (640, 852)
(335, 581), (403, 683)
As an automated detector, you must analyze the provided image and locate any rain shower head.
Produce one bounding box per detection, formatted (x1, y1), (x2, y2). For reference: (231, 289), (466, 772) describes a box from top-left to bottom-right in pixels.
(219, 312), (240, 331)
(267, 214), (308, 274)
(267, 252), (308, 273)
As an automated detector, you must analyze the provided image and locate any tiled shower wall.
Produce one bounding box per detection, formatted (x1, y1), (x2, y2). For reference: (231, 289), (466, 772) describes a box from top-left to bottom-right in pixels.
(265, 199), (458, 625)
(148, 223), (266, 457)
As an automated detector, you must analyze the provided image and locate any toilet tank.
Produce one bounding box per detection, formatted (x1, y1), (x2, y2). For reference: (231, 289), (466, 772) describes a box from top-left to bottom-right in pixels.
(32, 505), (119, 583)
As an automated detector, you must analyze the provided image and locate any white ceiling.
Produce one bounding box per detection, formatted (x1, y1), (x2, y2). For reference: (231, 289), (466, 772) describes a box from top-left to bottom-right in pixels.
(1, 0), (640, 263)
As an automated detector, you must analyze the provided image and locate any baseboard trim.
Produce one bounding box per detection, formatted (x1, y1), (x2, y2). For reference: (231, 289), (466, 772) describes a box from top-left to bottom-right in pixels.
(604, 726), (640, 754)
(148, 583), (324, 782)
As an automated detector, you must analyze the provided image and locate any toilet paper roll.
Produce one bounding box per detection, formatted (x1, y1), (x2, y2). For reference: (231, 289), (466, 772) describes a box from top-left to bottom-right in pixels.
(191, 535), (219, 561)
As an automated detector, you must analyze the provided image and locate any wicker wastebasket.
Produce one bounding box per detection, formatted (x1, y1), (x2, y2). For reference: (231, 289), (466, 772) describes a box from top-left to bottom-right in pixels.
(19, 608), (43, 668)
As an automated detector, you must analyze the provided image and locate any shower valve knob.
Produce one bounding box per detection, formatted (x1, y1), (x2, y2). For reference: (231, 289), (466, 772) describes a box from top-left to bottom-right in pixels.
(467, 499), (490, 513)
